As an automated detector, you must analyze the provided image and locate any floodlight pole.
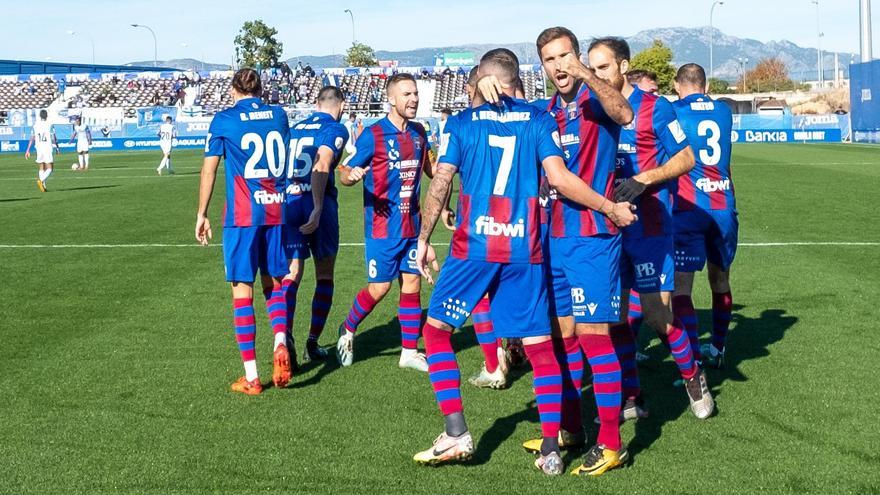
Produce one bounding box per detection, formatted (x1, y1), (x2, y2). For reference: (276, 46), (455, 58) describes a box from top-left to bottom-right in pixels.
(860, 0), (873, 62)
(811, 1), (822, 86)
(709, 1), (724, 81)
(67, 30), (96, 65)
(131, 23), (158, 67)
(344, 9), (356, 45)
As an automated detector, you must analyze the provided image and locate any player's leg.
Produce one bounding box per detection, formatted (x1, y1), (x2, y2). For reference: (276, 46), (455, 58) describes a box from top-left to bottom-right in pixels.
(83, 150), (90, 170)
(157, 151), (168, 174)
(611, 288), (647, 422)
(702, 210), (738, 368)
(166, 151), (174, 174)
(672, 271), (700, 360)
(468, 294), (505, 384)
(398, 271), (428, 371)
(627, 290), (649, 362)
(44, 158), (54, 186)
(304, 256), (335, 361)
(281, 222), (309, 360)
(414, 258), (495, 466)
(672, 209), (709, 360)
(35, 162), (47, 192)
(77, 151), (84, 170)
(259, 225), (295, 388)
(224, 226), (263, 394)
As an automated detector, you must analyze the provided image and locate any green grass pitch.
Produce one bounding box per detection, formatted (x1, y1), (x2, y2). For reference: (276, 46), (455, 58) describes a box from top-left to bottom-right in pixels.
(1, 144), (879, 493)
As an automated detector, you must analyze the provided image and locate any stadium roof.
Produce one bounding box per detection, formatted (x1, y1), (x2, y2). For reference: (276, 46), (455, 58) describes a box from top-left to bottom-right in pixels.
(0, 59), (179, 76)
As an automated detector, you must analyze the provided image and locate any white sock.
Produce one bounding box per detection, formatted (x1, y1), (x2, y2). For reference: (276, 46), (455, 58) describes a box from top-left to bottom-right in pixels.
(274, 332), (287, 350)
(78, 155), (84, 168)
(167, 158), (173, 172)
(243, 360), (258, 382)
(45, 168), (53, 180)
(157, 157), (166, 171)
(38, 170), (46, 181)
(84, 154), (89, 167)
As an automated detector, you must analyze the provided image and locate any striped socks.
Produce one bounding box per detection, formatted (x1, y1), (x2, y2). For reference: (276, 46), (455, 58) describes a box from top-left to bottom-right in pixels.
(233, 298), (258, 381)
(712, 292), (733, 354)
(524, 340), (563, 442)
(664, 321), (698, 380)
(472, 296), (501, 372)
(558, 336), (584, 434)
(265, 282), (288, 350)
(672, 295), (701, 361)
(580, 333), (622, 451)
(308, 280), (334, 345)
(628, 289), (643, 339)
(424, 323), (462, 416)
(398, 292), (422, 350)
(611, 323), (641, 401)
(343, 289), (378, 334)
(282, 279), (298, 347)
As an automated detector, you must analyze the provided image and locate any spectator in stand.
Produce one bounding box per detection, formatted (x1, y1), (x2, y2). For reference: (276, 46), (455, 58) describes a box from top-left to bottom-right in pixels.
(27, 81), (36, 95)
(270, 85), (280, 104)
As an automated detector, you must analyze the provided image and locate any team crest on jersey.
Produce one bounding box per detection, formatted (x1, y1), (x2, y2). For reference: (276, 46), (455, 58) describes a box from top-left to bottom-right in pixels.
(251, 102), (259, 109)
(335, 137), (344, 150)
(387, 139), (401, 161)
(623, 121), (635, 131)
(413, 137), (423, 152)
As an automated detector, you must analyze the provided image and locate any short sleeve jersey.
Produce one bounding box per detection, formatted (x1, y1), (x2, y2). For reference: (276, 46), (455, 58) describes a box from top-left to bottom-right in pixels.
(32, 121), (53, 150)
(287, 112), (349, 202)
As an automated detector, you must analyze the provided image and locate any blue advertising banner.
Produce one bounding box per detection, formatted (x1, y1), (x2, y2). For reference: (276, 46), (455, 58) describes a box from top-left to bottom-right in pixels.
(731, 129), (842, 144)
(850, 60), (880, 144)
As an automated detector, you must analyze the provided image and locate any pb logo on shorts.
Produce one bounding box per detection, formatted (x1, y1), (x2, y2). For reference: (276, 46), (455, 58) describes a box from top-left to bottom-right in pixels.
(635, 263), (656, 278)
(571, 288), (586, 304)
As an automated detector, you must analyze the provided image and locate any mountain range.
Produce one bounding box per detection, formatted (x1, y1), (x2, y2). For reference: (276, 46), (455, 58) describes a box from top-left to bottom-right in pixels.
(133, 27), (856, 82)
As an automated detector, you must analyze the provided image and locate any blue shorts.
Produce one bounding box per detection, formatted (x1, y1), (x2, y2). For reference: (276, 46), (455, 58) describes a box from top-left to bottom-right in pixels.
(223, 225), (289, 283)
(674, 209), (739, 272)
(427, 256), (550, 338)
(620, 234), (675, 293)
(364, 237), (419, 283)
(285, 196), (340, 261)
(548, 235), (622, 324)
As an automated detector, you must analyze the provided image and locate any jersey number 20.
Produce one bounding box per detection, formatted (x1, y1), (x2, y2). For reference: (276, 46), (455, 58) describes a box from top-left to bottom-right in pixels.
(242, 131), (286, 179)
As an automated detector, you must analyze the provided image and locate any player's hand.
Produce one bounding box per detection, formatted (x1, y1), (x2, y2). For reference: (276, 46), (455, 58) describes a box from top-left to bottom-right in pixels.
(555, 52), (589, 80)
(477, 75), (508, 104)
(441, 208), (456, 232)
(415, 239), (440, 284)
(299, 208), (322, 235)
(347, 166), (369, 184)
(607, 202), (638, 228)
(195, 214), (213, 246)
(24, 150), (30, 160)
(613, 178), (648, 202)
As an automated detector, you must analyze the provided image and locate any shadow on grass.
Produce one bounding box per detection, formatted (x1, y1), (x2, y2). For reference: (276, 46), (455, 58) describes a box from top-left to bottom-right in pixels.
(625, 306), (798, 461)
(0, 197), (35, 203)
(55, 184), (120, 192)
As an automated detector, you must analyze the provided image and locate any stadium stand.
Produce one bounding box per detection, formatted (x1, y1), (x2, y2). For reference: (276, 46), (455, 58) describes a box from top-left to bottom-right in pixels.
(0, 79), (59, 109)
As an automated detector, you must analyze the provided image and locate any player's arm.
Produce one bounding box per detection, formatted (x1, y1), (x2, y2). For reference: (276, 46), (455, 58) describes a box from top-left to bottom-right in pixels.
(299, 146), (335, 234)
(87, 128), (92, 145)
(69, 125), (76, 144)
(25, 135), (34, 159)
(52, 130), (60, 153)
(415, 163), (453, 283)
(542, 155), (636, 227)
(195, 155), (220, 245)
(556, 53), (633, 125)
(339, 130), (373, 186)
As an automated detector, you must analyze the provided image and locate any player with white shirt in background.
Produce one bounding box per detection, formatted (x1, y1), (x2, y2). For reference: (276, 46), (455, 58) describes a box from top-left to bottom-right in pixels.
(157, 116), (177, 175)
(70, 116), (92, 171)
(25, 109), (59, 192)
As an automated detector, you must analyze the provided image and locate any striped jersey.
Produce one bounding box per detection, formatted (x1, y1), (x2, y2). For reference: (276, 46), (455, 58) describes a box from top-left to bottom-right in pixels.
(672, 93), (735, 211)
(347, 117), (431, 240)
(439, 96), (564, 264)
(205, 97), (291, 227)
(616, 87), (690, 238)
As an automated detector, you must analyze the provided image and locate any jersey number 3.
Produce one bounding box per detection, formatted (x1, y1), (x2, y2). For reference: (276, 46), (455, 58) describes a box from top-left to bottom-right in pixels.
(697, 121), (721, 167)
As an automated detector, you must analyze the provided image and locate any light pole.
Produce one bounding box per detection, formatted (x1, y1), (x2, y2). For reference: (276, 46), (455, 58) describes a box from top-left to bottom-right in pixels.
(67, 30), (96, 65)
(344, 9), (355, 45)
(739, 57), (749, 93)
(860, 0), (873, 63)
(811, 1), (822, 86)
(709, 1), (724, 81)
(130, 23), (158, 67)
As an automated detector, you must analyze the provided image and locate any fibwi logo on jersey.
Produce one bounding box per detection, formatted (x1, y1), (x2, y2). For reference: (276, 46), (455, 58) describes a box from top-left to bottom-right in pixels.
(695, 177), (731, 193)
(254, 190), (285, 205)
(475, 216), (525, 238)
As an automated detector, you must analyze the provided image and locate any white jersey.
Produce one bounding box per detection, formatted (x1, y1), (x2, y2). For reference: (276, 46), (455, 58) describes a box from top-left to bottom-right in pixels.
(159, 123), (176, 147)
(74, 123), (90, 151)
(33, 121), (53, 150)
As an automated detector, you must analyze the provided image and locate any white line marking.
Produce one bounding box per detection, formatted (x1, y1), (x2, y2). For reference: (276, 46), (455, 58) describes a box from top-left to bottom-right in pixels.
(0, 242), (876, 249)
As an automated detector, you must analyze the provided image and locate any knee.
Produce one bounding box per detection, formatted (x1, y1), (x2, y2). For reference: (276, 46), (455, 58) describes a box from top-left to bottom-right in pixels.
(368, 282), (392, 300)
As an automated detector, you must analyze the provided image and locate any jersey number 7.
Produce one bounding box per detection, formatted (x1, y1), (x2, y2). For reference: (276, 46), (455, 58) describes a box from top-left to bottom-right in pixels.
(488, 135), (515, 195)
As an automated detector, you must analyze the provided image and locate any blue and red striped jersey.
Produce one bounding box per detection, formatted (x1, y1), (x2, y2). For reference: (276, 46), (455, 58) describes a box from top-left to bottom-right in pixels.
(672, 94), (735, 211)
(439, 96), (563, 264)
(287, 112), (348, 203)
(205, 97), (290, 227)
(347, 117), (431, 240)
(616, 88), (690, 238)
(540, 83), (622, 238)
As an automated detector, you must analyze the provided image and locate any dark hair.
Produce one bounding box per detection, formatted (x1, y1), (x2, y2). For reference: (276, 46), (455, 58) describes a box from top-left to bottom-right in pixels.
(440, 108), (452, 115)
(165, 116), (172, 122)
(231, 68), (262, 96)
(467, 66), (479, 87)
(537, 26), (580, 58)
(316, 86), (344, 105)
(348, 112), (356, 118)
(588, 37), (631, 63)
(386, 72), (416, 91)
(480, 48), (520, 84)
(39, 109), (48, 120)
(627, 69), (658, 85)
(675, 63), (707, 89)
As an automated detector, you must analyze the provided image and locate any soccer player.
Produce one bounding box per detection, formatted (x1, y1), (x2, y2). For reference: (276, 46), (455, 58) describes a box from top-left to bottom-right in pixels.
(627, 69), (659, 94)
(195, 68), (292, 395)
(70, 116), (92, 171)
(588, 37), (714, 419)
(156, 116), (177, 175)
(282, 86), (349, 363)
(342, 112), (360, 162)
(25, 109), (58, 192)
(671, 63), (737, 369)
(336, 73), (433, 372)
(412, 48), (636, 475)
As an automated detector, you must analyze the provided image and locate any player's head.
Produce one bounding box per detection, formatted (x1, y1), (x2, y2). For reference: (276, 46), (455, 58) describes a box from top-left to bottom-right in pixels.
(628, 69), (659, 94)
(230, 68), (263, 100)
(537, 26), (581, 96)
(478, 48), (520, 97)
(348, 112), (356, 121)
(466, 66), (479, 103)
(39, 109), (48, 120)
(386, 73), (419, 120)
(74, 116), (82, 124)
(440, 108), (452, 121)
(316, 86), (345, 120)
(587, 37), (631, 92)
(165, 116), (173, 123)
(674, 63), (708, 99)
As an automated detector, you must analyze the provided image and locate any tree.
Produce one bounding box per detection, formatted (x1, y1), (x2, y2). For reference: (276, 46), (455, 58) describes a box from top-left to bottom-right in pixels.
(708, 78), (732, 94)
(345, 42), (378, 67)
(234, 20), (283, 69)
(630, 40), (676, 94)
(742, 58), (798, 93)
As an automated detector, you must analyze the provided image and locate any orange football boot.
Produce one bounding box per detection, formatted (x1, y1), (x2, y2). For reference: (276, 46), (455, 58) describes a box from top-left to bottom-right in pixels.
(231, 376), (263, 395)
(273, 343), (292, 388)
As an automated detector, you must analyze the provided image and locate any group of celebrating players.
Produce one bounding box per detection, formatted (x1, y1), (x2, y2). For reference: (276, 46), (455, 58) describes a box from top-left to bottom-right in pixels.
(195, 26), (737, 477)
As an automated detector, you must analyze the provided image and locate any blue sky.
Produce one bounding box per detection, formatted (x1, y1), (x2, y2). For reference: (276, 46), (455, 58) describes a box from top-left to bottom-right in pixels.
(3, 0), (875, 64)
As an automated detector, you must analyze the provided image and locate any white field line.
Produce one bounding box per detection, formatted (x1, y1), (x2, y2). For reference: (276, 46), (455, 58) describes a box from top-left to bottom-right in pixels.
(0, 242), (877, 249)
